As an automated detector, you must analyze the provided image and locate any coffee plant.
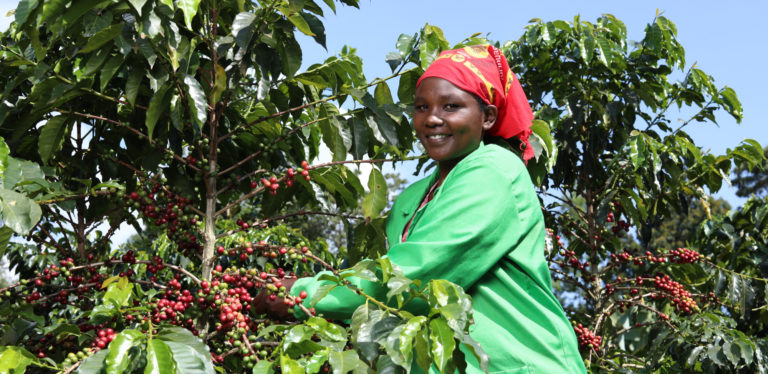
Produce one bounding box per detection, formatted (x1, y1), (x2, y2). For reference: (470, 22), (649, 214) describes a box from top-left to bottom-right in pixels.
(0, 0), (765, 373)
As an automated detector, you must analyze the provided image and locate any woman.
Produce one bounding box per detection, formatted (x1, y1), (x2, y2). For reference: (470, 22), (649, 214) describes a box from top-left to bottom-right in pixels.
(289, 45), (586, 373)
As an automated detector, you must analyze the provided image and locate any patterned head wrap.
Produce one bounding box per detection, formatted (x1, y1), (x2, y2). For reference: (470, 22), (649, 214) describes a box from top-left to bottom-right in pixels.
(416, 45), (535, 162)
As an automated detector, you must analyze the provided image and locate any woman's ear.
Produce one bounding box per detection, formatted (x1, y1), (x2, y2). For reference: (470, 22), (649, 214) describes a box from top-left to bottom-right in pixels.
(483, 105), (498, 131)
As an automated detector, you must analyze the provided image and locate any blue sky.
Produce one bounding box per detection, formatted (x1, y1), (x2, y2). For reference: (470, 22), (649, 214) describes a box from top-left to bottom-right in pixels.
(0, 0), (765, 206)
(297, 1), (768, 206)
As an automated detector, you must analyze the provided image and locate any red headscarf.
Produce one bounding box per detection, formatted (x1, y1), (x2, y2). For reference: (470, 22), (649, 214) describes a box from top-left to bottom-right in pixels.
(416, 45), (535, 162)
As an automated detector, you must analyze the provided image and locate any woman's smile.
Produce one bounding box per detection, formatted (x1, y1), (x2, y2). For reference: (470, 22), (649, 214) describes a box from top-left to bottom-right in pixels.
(413, 77), (496, 176)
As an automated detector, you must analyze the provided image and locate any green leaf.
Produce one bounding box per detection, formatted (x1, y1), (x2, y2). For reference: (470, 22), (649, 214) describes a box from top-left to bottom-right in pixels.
(105, 329), (145, 374)
(252, 360), (275, 374)
(211, 64), (227, 104)
(396, 33), (415, 57)
(40, 0), (66, 23)
(3, 157), (45, 189)
(179, 0), (202, 29)
(398, 316), (427, 369)
(232, 12), (257, 49)
(397, 69), (420, 105)
(413, 328), (431, 374)
(83, 46), (111, 77)
(374, 82), (394, 106)
(288, 12), (315, 36)
(184, 75), (208, 126)
(156, 326), (212, 362)
(418, 24), (449, 70)
(280, 355), (306, 374)
(459, 334), (488, 373)
(310, 283), (336, 308)
(0, 188), (42, 235)
(128, 0), (147, 15)
(14, 0), (38, 27)
(328, 350), (366, 374)
(145, 339), (176, 374)
(0, 138), (9, 173)
(429, 318), (456, 373)
(38, 116), (69, 163)
(303, 349), (330, 374)
(301, 12), (326, 48)
(0, 226), (13, 253)
(346, 259), (378, 281)
(104, 281), (133, 307)
(125, 68), (144, 106)
(0, 346), (36, 374)
(75, 349), (108, 374)
(100, 55), (124, 91)
(146, 83), (172, 140)
(163, 341), (211, 374)
(362, 168), (387, 219)
(283, 325), (324, 357)
(305, 317), (347, 342)
(385, 52), (402, 72)
(719, 87), (742, 123)
(79, 24), (123, 54)
(280, 36), (303, 79)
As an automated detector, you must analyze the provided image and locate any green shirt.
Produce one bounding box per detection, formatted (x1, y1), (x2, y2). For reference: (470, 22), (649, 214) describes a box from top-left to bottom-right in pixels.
(291, 143), (586, 373)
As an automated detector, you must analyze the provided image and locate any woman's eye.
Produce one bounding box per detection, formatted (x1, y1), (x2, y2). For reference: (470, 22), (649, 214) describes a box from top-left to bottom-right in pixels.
(414, 104), (427, 111)
(444, 103), (459, 110)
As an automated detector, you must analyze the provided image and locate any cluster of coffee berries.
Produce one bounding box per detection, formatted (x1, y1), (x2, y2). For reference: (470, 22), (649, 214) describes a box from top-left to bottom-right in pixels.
(651, 274), (699, 314)
(259, 176), (282, 195)
(148, 286), (195, 327)
(643, 251), (668, 264)
(145, 255), (165, 276)
(669, 248), (700, 264)
(90, 328), (116, 350)
(62, 349), (95, 367)
(610, 216), (631, 235)
(574, 323), (602, 351)
(123, 182), (200, 254)
(561, 250), (589, 271)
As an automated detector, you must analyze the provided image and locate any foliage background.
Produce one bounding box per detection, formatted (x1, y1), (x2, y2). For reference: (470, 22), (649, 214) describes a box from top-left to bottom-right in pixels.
(0, 0), (766, 373)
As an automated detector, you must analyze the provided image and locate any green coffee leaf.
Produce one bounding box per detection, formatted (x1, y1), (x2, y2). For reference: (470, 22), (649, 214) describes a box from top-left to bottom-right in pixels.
(75, 349), (108, 374)
(38, 116), (68, 163)
(79, 24), (122, 54)
(179, 0), (202, 29)
(185, 75), (208, 126)
(145, 339), (176, 374)
(105, 329), (145, 374)
(429, 318), (456, 373)
(0, 346), (36, 374)
(362, 168), (387, 219)
(0, 188), (42, 235)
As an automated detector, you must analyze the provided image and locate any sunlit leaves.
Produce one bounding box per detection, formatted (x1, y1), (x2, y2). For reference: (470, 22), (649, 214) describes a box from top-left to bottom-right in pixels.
(105, 329), (145, 374)
(0, 346), (36, 374)
(37, 116), (69, 163)
(78, 24), (122, 54)
(362, 168), (387, 219)
(178, 0), (201, 29)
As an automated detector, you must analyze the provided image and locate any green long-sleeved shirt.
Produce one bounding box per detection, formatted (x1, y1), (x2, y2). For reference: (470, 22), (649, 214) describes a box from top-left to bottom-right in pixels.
(291, 143), (586, 373)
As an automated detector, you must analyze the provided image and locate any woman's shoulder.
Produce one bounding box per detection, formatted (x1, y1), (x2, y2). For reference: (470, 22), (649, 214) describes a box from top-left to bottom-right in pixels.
(456, 143), (528, 180)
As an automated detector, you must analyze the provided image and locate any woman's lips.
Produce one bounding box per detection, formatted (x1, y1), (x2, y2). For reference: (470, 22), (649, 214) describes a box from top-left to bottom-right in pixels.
(424, 134), (451, 145)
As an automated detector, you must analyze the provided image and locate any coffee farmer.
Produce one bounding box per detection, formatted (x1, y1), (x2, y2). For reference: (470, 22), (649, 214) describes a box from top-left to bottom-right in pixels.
(289, 45), (586, 373)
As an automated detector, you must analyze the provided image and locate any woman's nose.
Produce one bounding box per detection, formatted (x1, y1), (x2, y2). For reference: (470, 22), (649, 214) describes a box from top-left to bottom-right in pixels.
(424, 111), (443, 127)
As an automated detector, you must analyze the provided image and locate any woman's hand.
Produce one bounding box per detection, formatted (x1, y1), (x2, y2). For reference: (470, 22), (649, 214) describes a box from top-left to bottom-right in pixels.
(252, 277), (298, 320)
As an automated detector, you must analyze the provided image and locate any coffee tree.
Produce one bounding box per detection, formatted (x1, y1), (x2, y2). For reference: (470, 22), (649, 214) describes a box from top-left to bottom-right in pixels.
(505, 14), (768, 372)
(0, 0), (492, 373)
(0, 0), (766, 372)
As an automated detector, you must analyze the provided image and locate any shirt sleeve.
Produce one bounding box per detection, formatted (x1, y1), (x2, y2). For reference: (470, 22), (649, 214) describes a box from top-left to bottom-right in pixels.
(291, 153), (534, 320)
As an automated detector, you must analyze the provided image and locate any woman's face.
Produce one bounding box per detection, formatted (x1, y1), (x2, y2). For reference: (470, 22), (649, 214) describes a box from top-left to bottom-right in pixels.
(413, 77), (496, 165)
